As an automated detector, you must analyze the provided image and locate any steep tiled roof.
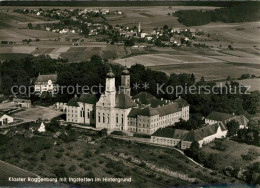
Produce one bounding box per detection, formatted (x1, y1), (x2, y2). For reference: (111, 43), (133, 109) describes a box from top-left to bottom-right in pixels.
(128, 108), (142, 118)
(128, 100), (182, 118)
(156, 102), (180, 117)
(68, 94), (99, 107)
(78, 94), (98, 104)
(183, 124), (219, 142)
(152, 128), (189, 139)
(138, 106), (159, 116)
(67, 96), (79, 107)
(132, 92), (156, 104)
(152, 128), (175, 138)
(206, 111), (236, 122)
(174, 97), (189, 108)
(35, 74), (57, 84)
(235, 115), (249, 125)
(115, 92), (136, 109)
(218, 121), (228, 131)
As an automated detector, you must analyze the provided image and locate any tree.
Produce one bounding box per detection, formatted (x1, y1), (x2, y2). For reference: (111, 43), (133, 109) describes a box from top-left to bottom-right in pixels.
(53, 167), (67, 178)
(154, 38), (162, 46)
(204, 154), (217, 169)
(163, 25), (169, 31)
(99, 128), (108, 137)
(226, 120), (240, 137)
(27, 22), (33, 29)
(185, 141), (200, 158)
(46, 119), (61, 132)
(228, 45), (234, 50)
(81, 25), (90, 37)
(243, 91), (260, 114)
(124, 38), (135, 47)
(90, 55), (102, 64)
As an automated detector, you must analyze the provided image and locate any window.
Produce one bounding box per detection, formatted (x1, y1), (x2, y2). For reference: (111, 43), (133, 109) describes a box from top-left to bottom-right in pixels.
(121, 114), (124, 124)
(87, 109), (90, 118)
(103, 113), (105, 123)
(116, 114), (118, 123)
(98, 113), (100, 122)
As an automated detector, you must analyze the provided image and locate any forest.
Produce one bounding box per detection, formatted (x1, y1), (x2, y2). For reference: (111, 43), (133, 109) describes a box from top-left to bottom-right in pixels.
(174, 3), (260, 26)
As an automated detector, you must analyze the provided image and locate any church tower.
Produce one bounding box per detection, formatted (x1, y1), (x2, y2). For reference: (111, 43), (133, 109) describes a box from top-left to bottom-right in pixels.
(120, 66), (131, 96)
(105, 67), (116, 107)
(138, 22), (141, 34)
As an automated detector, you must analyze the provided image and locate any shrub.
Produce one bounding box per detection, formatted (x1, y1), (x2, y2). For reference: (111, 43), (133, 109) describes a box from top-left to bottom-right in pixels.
(53, 167), (67, 178)
(84, 151), (92, 157)
(69, 165), (76, 172)
(55, 153), (63, 159)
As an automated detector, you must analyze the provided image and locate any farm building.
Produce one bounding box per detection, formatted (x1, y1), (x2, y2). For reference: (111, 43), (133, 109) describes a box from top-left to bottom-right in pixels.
(205, 111), (249, 129)
(151, 122), (228, 150)
(0, 114), (14, 126)
(13, 98), (31, 108)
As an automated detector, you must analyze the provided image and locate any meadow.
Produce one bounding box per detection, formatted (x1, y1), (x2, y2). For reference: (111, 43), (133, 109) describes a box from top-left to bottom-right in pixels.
(201, 139), (260, 170)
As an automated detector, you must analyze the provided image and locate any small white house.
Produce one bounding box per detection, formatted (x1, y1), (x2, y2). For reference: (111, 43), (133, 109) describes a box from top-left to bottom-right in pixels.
(0, 114), (14, 126)
(38, 122), (46, 133)
(141, 33), (147, 38)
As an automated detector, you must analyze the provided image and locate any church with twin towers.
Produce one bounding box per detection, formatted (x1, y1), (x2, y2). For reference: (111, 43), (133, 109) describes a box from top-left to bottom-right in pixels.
(66, 66), (189, 135)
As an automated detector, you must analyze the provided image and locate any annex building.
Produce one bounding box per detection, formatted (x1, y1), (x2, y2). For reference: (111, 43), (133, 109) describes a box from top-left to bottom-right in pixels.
(34, 73), (58, 96)
(66, 67), (190, 135)
(151, 111), (249, 149)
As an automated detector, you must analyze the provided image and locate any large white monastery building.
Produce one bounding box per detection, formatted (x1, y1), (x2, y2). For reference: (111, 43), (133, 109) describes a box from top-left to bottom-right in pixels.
(66, 67), (190, 135)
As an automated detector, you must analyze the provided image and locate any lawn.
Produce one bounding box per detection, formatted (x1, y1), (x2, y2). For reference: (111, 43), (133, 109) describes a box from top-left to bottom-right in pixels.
(201, 139), (260, 171)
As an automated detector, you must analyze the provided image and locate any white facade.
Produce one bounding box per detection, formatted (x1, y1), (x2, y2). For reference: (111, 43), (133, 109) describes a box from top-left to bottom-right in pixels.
(34, 74), (58, 95)
(0, 114), (14, 126)
(66, 68), (190, 134)
(35, 80), (58, 94)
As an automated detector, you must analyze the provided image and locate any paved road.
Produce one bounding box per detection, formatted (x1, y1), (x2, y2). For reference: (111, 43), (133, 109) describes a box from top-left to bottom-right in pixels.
(111, 135), (213, 172)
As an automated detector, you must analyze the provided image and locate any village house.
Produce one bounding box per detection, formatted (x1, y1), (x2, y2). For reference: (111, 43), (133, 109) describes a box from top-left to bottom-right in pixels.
(0, 113), (14, 126)
(34, 73), (58, 96)
(205, 111), (249, 129)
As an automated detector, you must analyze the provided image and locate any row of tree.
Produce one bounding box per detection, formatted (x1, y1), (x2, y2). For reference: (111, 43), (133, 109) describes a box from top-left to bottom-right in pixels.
(1, 55), (260, 118)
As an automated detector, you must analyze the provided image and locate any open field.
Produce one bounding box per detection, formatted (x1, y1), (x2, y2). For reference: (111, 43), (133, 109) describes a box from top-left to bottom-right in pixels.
(0, 6), (259, 81)
(106, 6), (218, 32)
(12, 106), (64, 121)
(114, 53), (225, 67)
(150, 62), (260, 81)
(202, 139), (260, 170)
(0, 28), (61, 42)
(217, 78), (260, 91)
